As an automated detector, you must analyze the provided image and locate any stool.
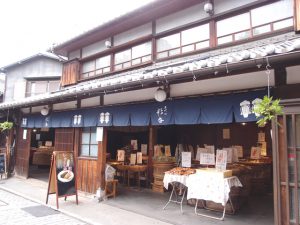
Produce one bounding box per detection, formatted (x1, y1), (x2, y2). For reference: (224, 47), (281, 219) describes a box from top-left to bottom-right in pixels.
(105, 179), (118, 198)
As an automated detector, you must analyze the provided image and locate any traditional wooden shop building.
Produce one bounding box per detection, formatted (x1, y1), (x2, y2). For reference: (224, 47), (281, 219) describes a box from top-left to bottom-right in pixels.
(1, 0), (300, 224)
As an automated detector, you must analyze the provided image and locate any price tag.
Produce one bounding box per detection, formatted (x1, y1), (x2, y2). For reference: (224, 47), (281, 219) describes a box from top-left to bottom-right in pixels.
(165, 145), (171, 157)
(181, 152), (191, 168)
(216, 150), (227, 171)
(130, 154), (137, 165)
(117, 150), (125, 162)
(200, 153), (215, 165)
(137, 152), (143, 164)
(141, 144), (147, 155)
(250, 147), (261, 159)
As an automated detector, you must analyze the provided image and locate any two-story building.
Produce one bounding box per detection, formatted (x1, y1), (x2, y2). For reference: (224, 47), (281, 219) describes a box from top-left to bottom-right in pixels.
(0, 52), (64, 176)
(1, 0), (300, 224)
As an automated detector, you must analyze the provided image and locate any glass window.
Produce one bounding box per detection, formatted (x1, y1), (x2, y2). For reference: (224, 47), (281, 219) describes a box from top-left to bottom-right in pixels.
(96, 55), (111, 69)
(157, 33), (180, 52)
(48, 80), (60, 92)
(82, 60), (95, 73)
(181, 24), (209, 46)
(115, 49), (131, 65)
(253, 24), (271, 36)
(217, 13), (250, 37)
(251, 0), (293, 27)
(132, 42), (151, 59)
(273, 18), (294, 30)
(80, 127), (98, 157)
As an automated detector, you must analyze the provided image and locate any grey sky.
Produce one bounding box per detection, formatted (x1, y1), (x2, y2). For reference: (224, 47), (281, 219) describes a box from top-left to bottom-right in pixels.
(0, 0), (154, 68)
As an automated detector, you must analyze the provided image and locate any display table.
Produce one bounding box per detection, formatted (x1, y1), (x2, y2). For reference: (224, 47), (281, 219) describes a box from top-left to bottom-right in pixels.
(116, 164), (147, 189)
(186, 173), (242, 220)
(163, 173), (189, 213)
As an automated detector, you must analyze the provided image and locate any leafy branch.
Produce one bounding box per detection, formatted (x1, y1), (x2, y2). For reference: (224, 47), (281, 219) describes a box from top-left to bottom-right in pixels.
(0, 121), (13, 132)
(252, 96), (283, 127)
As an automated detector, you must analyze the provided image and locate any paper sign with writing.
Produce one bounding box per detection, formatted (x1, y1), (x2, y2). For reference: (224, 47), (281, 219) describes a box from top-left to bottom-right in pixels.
(204, 145), (215, 154)
(181, 152), (191, 168)
(130, 154), (137, 165)
(232, 147), (239, 162)
(131, 140), (138, 150)
(196, 148), (208, 161)
(223, 128), (230, 139)
(223, 148), (233, 163)
(200, 153), (215, 165)
(141, 144), (147, 155)
(250, 147), (261, 159)
(117, 150), (125, 162)
(236, 146), (244, 158)
(96, 127), (103, 141)
(216, 150), (227, 171)
(137, 152), (143, 164)
(165, 145), (171, 157)
(259, 142), (267, 156)
(258, 132), (265, 142)
(154, 145), (162, 157)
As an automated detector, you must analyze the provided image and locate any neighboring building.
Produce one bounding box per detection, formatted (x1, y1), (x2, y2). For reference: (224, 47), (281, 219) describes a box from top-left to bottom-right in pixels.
(0, 1), (300, 224)
(1, 52), (64, 102)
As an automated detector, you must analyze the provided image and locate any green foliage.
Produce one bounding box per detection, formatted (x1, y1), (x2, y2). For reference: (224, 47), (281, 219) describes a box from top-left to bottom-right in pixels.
(252, 96), (283, 127)
(0, 121), (13, 132)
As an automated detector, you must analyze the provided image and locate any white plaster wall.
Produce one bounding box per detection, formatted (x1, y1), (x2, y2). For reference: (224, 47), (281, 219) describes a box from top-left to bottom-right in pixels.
(69, 49), (81, 60)
(170, 71), (275, 97)
(114, 23), (152, 46)
(81, 96), (100, 108)
(214, 0), (258, 15)
(286, 65), (300, 84)
(156, 3), (207, 34)
(104, 87), (157, 105)
(4, 58), (62, 102)
(53, 101), (77, 110)
(82, 39), (108, 58)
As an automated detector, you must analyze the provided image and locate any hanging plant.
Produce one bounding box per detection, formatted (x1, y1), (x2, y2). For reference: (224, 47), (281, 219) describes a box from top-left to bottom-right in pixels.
(252, 95), (283, 127)
(0, 121), (13, 132)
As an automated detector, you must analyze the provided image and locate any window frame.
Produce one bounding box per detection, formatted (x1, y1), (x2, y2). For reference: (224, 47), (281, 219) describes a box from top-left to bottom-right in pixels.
(26, 79), (60, 97)
(81, 55), (112, 79)
(80, 127), (98, 158)
(216, 1), (294, 46)
(113, 41), (152, 71)
(156, 23), (210, 60)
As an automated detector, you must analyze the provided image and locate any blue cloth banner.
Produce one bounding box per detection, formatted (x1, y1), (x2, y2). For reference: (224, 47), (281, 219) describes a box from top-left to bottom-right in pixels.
(20, 90), (266, 128)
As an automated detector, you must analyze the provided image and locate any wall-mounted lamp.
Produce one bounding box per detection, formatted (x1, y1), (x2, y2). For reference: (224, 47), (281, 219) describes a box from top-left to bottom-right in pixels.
(105, 40), (112, 48)
(204, 2), (214, 16)
(154, 87), (167, 102)
(41, 106), (50, 116)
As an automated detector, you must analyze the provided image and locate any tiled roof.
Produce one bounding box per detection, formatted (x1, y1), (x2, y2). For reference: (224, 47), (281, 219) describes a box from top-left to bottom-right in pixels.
(0, 34), (300, 110)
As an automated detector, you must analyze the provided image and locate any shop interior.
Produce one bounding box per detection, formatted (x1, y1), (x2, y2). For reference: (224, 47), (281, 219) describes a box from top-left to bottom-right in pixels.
(29, 128), (55, 181)
(105, 121), (273, 224)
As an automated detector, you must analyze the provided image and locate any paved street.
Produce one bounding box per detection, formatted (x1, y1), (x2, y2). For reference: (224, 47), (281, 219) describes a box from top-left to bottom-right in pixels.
(0, 189), (88, 225)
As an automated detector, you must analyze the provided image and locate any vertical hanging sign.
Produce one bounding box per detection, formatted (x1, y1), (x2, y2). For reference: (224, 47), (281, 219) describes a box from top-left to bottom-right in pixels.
(46, 151), (78, 209)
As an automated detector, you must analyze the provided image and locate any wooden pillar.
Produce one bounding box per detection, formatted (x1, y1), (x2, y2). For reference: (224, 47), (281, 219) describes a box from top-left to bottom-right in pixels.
(148, 126), (157, 182)
(97, 127), (107, 189)
(295, 0), (300, 32)
(6, 129), (13, 174)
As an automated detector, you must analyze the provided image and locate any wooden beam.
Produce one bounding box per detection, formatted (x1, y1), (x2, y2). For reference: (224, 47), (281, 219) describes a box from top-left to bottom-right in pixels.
(97, 127), (107, 189)
(148, 126), (157, 182)
(274, 67), (287, 87)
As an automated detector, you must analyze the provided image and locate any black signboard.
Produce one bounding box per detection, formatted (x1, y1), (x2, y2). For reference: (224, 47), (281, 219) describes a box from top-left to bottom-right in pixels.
(46, 151), (78, 209)
(0, 153), (6, 177)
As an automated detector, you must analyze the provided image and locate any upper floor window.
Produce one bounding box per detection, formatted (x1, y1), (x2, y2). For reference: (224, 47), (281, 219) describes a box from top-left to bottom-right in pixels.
(80, 127), (98, 157)
(26, 80), (60, 97)
(114, 41), (152, 71)
(216, 0), (293, 45)
(81, 55), (111, 79)
(156, 23), (210, 59)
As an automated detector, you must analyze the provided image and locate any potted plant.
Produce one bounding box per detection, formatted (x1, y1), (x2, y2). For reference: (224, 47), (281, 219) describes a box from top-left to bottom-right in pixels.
(252, 95), (283, 127)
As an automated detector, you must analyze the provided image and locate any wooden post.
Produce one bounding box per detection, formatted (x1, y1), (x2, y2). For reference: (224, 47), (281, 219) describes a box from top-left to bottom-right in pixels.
(295, 0), (300, 32)
(97, 127), (107, 190)
(148, 126), (157, 182)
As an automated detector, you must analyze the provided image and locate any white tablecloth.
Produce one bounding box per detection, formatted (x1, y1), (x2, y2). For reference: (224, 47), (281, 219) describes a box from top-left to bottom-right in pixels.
(163, 173), (189, 189)
(186, 174), (242, 206)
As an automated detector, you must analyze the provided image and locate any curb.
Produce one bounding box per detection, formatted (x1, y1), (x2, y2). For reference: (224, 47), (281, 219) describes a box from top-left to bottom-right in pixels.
(0, 185), (98, 225)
